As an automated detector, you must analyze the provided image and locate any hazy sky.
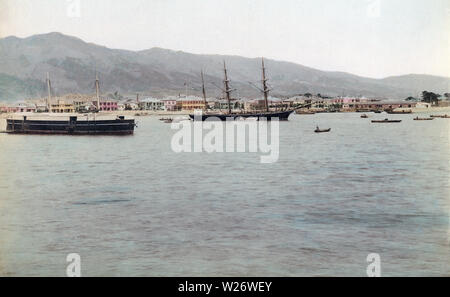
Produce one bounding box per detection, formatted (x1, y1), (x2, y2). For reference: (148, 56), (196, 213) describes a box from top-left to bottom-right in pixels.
(1, 0), (449, 78)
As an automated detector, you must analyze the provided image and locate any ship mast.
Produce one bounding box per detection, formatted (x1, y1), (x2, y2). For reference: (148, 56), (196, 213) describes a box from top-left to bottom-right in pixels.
(261, 58), (269, 112)
(46, 72), (51, 112)
(201, 70), (207, 111)
(95, 73), (101, 112)
(223, 61), (232, 114)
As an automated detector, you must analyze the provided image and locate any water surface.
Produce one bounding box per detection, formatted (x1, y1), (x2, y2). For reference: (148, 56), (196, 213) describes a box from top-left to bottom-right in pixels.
(0, 113), (449, 276)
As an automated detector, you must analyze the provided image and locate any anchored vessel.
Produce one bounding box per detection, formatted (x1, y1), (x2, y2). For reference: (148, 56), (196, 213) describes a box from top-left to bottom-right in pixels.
(371, 118), (402, 123)
(189, 59), (296, 121)
(414, 117), (434, 121)
(314, 127), (331, 133)
(6, 115), (135, 135)
(430, 114), (450, 118)
(6, 74), (135, 135)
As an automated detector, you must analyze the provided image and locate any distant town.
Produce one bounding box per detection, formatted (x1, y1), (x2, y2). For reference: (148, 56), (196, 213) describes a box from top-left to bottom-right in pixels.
(1, 91), (449, 114)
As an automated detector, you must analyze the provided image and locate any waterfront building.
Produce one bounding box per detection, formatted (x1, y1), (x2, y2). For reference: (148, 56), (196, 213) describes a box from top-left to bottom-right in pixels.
(3, 102), (37, 113)
(180, 96), (206, 111)
(162, 98), (182, 111)
(0, 103), (7, 113)
(21, 103), (37, 112)
(438, 101), (450, 107)
(139, 98), (164, 110)
(416, 102), (431, 109)
(94, 99), (118, 111)
(35, 102), (48, 112)
(331, 97), (369, 104)
(287, 95), (312, 104)
(117, 102), (126, 111)
(73, 100), (96, 112)
(124, 102), (139, 110)
(345, 101), (417, 110)
(50, 100), (75, 113)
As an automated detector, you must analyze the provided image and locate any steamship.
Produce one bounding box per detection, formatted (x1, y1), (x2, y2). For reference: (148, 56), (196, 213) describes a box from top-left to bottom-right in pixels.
(6, 115), (135, 135)
(6, 74), (135, 135)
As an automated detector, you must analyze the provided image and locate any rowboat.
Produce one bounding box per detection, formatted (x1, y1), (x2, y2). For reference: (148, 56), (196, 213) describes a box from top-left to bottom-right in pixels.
(314, 127), (331, 133)
(371, 119), (402, 123)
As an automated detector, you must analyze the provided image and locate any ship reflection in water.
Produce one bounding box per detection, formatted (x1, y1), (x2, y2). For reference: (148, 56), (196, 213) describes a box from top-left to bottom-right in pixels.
(0, 114), (449, 276)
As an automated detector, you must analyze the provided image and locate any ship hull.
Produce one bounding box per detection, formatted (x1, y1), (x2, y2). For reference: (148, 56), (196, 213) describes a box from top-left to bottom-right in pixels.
(6, 117), (135, 135)
(189, 110), (294, 121)
(371, 120), (402, 123)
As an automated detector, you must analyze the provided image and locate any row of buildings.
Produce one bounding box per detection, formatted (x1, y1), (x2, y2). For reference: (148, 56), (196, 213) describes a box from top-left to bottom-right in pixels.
(0, 94), (442, 114)
(0, 95), (291, 113)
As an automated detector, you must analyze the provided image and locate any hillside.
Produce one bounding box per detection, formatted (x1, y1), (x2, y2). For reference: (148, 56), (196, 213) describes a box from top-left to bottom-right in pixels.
(0, 32), (449, 102)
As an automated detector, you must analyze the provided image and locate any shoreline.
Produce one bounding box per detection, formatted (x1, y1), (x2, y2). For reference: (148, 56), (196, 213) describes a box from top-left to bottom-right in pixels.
(2, 105), (450, 118)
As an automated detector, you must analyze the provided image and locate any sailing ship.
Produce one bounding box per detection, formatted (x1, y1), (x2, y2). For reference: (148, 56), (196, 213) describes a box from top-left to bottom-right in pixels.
(189, 59), (296, 121)
(6, 73), (135, 135)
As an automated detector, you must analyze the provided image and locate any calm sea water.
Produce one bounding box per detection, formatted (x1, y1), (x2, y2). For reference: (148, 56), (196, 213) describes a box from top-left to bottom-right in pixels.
(0, 113), (449, 276)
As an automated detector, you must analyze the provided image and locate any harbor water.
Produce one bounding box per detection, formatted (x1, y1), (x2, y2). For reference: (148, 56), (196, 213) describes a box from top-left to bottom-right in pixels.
(0, 113), (449, 276)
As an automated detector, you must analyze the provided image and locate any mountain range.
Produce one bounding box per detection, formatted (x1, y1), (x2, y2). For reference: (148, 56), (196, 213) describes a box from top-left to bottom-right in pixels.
(0, 32), (449, 102)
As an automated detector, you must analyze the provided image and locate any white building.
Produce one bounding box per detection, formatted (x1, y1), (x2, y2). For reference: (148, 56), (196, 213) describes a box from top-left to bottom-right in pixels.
(139, 98), (164, 110)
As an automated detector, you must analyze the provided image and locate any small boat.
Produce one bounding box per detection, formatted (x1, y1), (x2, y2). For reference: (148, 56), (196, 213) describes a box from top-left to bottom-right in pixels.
(414, 117), (434, 121)
(162, 118), (173, 123)
(371, 118), (402, 123)
(430, 115), (450, 118)
(314, 126), (331, 133)
(360, 114), (368, 118)
(372, 110), (382, 114)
